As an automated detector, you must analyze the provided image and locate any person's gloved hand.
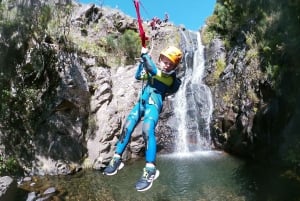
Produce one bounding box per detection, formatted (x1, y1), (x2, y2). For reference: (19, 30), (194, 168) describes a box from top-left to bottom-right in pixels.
(141, 47), (148, 55)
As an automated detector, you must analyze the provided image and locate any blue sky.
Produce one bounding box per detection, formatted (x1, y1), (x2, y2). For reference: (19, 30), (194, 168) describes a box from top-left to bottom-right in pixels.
(79, 0), (216, 31)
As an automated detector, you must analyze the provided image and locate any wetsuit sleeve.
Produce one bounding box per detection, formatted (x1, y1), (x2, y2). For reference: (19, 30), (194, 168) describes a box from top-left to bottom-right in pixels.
(141, 54), (158, 75)
(135, 62), (143, 80)
(135, 61), (149, 80)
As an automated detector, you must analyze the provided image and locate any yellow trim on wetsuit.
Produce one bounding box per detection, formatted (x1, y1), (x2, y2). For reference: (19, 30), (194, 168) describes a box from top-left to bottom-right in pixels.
(151, 70), (173, 86)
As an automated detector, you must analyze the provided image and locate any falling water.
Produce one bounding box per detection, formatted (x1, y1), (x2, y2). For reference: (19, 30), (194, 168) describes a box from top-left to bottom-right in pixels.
(174, 31), (213, 153)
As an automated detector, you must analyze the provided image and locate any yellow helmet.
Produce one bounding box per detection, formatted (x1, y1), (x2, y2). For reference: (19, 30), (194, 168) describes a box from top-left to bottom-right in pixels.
(160, 46), (182, 66)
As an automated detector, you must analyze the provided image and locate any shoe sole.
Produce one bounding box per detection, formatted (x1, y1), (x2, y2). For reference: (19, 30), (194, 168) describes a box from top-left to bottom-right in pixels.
(103, 162), (124, 176)
(136, 169), (160, 192)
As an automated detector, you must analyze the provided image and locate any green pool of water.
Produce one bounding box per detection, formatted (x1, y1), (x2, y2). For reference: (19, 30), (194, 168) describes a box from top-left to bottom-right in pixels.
(15, 151), (300, 201)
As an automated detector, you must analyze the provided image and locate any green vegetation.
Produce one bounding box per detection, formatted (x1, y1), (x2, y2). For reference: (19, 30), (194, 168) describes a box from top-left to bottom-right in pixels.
(0, 1), (144, 175)
(202, 0), (300, 178)
(203, 0), (300, 89)
(118, 29), (141, 64)
(0, 155), (22, 176)
(0, 2), (76, 173)
(1, 0), (298, 179)
(213, 57), (226, 82)
(73, 29), (140, 66)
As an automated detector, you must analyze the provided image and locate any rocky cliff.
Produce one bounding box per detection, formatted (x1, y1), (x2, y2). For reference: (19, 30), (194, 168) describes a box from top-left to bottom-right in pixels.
(2, 0), (299, 179)
(202, 0), (300, 173)
(0, 1), (184, 175)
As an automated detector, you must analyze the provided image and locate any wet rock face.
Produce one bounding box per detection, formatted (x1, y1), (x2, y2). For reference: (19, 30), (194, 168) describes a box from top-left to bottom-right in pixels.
(0, 176), (18, 201)
(204, 38), (257, 156)
(30, 50), (90, 175)
(203, 37), (278, 158)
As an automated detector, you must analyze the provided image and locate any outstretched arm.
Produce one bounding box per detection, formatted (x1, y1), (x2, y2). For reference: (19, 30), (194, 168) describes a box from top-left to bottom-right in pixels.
(135, 62), (147, 80)
(140, 53), (158, 76)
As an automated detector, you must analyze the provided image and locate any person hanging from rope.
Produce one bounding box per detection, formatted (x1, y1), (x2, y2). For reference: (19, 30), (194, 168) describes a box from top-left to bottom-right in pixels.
(103, 45), (183, 191)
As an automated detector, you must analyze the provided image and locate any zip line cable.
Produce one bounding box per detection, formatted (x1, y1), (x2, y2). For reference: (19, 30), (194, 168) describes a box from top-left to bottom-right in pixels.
(138, 0), (151, 19)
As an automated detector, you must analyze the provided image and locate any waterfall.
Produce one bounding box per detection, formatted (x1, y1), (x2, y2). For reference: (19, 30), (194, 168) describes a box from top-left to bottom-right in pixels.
(173, 31), (213, 153)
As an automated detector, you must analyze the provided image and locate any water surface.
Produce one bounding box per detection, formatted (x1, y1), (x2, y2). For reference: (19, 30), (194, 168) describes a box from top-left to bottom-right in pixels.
(16, 150), (300, 201)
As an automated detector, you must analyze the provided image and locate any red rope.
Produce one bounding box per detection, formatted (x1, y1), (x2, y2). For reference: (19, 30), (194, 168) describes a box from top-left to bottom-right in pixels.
(133, 0), (148, 47)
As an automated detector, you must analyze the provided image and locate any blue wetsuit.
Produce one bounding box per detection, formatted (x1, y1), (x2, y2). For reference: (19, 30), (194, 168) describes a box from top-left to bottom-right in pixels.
(115, 53), (181, 163)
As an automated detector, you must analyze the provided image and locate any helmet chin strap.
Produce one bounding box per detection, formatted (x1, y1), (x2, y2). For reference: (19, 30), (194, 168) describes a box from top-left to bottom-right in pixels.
(162, 69), (175, 75)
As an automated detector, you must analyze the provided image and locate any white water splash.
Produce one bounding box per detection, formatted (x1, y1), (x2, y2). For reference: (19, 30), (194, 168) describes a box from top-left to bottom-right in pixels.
(174, 31), (213, 153)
